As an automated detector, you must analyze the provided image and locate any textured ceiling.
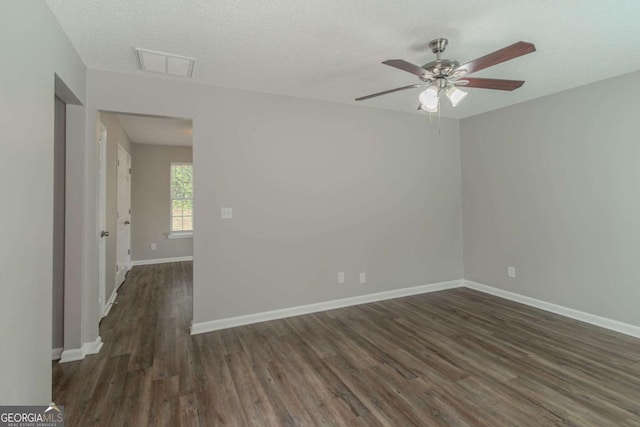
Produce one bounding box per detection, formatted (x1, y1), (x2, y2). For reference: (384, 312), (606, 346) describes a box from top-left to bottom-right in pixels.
(47, 0), (640, 119)
(115, 114), (192, 146)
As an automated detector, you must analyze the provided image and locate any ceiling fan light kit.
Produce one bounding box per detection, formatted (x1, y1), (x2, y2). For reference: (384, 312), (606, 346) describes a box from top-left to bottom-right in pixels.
(446, 86), (467, 107)
(418, 86), (439, 111)
(356, 38), (536, 113)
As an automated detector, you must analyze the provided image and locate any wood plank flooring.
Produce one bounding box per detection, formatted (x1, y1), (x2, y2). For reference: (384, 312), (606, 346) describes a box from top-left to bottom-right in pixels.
(53, 262), (640, 426)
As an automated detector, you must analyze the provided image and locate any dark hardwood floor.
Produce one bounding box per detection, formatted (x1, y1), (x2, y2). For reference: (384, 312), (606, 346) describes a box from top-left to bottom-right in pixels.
(53, 262), (640, 426)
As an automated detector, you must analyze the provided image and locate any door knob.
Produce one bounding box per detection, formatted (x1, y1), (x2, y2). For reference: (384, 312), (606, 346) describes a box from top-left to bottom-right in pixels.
(100, 230), (110, 237)
(125, 221), (130, 225)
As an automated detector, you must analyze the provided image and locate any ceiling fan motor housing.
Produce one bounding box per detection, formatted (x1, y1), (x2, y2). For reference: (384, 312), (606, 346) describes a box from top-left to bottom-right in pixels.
(420, 38), (459, 81)
(421, 59), (460, 80)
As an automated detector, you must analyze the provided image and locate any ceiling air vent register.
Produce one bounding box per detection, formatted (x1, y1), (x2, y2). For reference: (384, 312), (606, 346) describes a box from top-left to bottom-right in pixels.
(135, 48), (195, 78)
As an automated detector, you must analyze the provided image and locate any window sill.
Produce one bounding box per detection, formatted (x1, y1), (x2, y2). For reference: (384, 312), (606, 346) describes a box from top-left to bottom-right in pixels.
(166, 232), (193, 240)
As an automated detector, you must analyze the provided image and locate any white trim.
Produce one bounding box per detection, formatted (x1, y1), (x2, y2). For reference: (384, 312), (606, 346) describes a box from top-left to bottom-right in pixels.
(131, 256), (193, 266)
(83, 336), (103, 355)
(166, 232), (193, 239)
(59, 336), (104, 363)
(59, 348), (84, 363)
(464, 280), (640, 339)
(191, 279), (463, 335)
(170, 162), (193, 234)
(189, 277), (640, 340)
(102, 287), (118, 318)
(51, 347), (63, 361)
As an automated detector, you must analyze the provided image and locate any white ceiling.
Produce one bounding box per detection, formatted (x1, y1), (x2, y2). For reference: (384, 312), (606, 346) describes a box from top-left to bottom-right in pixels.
(47, 1), (640, 119)
(115, 113), (192, 146)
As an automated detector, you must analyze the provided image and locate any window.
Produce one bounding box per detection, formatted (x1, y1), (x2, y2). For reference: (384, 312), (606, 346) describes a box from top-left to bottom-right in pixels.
(170, 163), (193, 233)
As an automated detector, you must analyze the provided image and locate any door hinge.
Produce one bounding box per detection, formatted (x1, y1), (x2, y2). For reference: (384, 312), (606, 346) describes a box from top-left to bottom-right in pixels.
(129, 167), (132, 174)
(117, 159), (120, 166)
(129, 208), (131, 214)
(128, 249), (131, 255)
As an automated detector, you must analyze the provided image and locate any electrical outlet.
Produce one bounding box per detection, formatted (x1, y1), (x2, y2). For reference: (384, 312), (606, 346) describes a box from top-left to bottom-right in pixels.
(150, 243), (157, 251)
(507, 266), (516, 279)
(221, 208), (233, 219)
(359, 272), (366, 284)
(338, 272), (345, 284)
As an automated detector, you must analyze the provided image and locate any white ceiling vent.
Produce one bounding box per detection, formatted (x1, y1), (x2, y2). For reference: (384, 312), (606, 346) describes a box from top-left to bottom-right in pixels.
(135, 48), (195, 78)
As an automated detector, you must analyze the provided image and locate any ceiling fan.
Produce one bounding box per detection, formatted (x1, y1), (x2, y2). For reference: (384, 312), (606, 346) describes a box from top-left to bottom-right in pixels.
(355, 38), (536, 112)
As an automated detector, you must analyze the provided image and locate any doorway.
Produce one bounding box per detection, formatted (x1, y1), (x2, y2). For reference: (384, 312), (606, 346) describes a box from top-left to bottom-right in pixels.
(96, 111), (193, 326)
(52, 74), (83, 365)
(52, 96), (66, 360)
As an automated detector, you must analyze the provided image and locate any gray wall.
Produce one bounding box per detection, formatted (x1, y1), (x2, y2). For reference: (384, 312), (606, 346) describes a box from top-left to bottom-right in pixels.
(87, 70), (464, 325)
(99, 112), (132, 300)
(131, 143), (193, 261)
(461, 70), (640, 327)
(0, 1), (86, 404)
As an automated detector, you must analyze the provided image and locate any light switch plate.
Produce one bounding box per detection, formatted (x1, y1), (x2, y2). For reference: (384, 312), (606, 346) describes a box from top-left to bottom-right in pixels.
(507, 266), (516, 279)
(221, 208), (233, 219)
(338, 272), (345, 284)
(359, 272), (366, 284)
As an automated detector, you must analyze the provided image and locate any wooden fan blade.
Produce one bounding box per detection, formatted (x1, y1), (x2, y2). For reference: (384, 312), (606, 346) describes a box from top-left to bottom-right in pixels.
(355, 84), (422, 101)
(455, 41), (536, 75)
(382, 60), (431, 78)
(456, 77), (525, 91)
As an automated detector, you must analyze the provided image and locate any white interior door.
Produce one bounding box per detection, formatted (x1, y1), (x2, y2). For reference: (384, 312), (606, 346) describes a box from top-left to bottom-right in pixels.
(97, 122), (108, 317)
(116, 145), (131, 287)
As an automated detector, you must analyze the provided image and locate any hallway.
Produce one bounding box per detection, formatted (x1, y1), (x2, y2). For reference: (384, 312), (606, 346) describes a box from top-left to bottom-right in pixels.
(53, 262), (194, 426)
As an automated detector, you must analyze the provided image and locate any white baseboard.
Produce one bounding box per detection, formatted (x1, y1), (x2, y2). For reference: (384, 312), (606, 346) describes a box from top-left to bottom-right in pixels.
(103, 288), (118, 318)
(191, 279), (463, 335)
(464, 280), (640, 339)
(83, 336), (103, 355)
(190, 277), (640, 340)
(59, 348), (84, 363)
(59, 336), (103, 363)
(131, 256), (193, 266)
(51, 347), (62, 361)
